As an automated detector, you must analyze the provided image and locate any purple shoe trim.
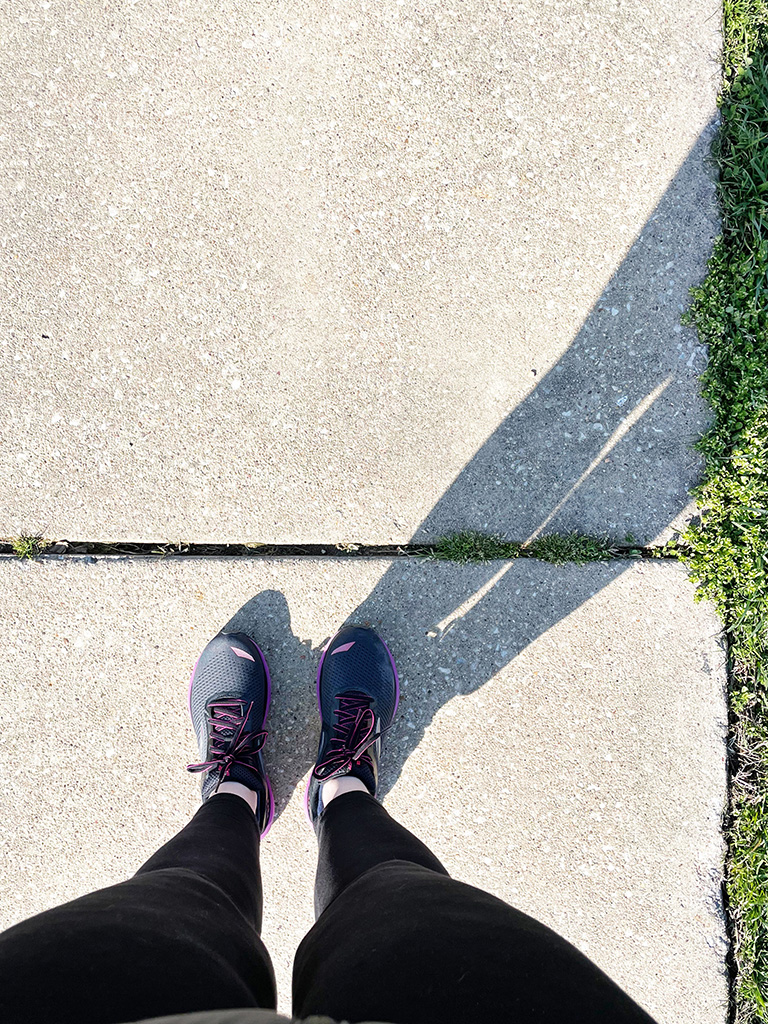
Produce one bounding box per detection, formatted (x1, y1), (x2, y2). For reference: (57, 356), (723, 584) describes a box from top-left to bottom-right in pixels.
(187, 656), (201, 719)
(262, 775), (275, 837)
(303, 772), (313, 827)
(251, 638), (274, 834)
(380, 634), (401, 713)
(306, 633), (325, 826)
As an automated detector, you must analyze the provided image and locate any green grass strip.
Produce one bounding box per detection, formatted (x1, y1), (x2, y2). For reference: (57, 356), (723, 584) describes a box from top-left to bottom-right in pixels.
(682, 2), (768, 1019)
(430, 530), (620, 565)
(527, 533), (617, 565)
(430, 530), (521, 563)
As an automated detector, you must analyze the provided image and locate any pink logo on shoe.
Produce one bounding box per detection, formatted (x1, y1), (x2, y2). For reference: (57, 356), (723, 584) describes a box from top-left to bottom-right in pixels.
(331, 641), (356, 655)
(230, 646), (255, 662)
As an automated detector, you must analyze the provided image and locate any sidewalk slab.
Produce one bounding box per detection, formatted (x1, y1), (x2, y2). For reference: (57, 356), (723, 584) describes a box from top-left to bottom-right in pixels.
(0, 1), (719, 543)
(0, 556), (727, 1020)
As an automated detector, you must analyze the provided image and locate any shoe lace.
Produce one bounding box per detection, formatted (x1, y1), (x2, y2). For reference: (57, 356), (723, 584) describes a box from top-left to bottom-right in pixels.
(187, 699), (267, 781)
(313, 690), (389, 782)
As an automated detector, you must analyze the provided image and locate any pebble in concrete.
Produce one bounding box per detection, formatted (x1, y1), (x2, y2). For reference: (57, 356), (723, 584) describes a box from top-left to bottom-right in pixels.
(0, 556), (727, 1021)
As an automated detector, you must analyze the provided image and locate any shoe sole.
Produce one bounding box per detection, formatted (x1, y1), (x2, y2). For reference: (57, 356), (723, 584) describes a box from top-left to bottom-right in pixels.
(303, 628), (400, 826)
(188, 636), (275, 837)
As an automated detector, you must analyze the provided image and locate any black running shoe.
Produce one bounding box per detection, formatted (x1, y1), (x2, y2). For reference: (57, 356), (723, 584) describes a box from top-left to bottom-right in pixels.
(305, 624), (399, 830)
(187, 631), (274, 835)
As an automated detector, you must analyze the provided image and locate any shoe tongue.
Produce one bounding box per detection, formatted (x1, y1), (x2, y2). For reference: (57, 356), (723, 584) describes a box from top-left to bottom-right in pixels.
(348, 706), (375, 752)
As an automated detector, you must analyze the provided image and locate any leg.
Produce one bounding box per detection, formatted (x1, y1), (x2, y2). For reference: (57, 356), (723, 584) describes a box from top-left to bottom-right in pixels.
(137, 790), (265, 930)
(312, 788), (449, 916)
(293, 791), (658, 1024)
(0, 794), (276, 1024)
(0, 630), (278, 1024)
(298, 625), (658, 1023)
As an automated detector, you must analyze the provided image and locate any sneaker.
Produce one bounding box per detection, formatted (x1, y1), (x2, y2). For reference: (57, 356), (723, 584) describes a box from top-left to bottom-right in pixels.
(187, 631), (275, 835)
(305, 624), (399, 830)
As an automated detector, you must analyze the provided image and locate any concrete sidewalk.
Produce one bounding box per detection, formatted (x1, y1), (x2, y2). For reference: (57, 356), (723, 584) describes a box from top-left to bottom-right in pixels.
(0, 556), (727, 1020)
(0, 2), (729, 1021)
(0, 0), (719, 543)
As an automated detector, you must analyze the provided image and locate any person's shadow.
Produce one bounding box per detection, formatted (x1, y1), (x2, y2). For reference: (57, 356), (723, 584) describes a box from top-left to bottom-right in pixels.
(225, 122), (718, 820)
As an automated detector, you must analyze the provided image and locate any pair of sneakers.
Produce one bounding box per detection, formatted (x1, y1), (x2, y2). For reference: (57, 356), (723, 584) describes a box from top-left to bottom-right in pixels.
(187, 624), (400, 835)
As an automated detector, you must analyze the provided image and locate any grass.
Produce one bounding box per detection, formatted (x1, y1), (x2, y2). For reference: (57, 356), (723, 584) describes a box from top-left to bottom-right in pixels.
(526, 533), (616, 565)
(680, 1), (768, 1018)
(11, 534), (50, 561)
(431, 531), (521, 563)
(430, 530), (616, 565)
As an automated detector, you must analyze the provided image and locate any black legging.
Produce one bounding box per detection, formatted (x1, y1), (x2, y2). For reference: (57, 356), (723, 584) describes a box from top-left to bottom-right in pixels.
(0, 792), (657, 1024)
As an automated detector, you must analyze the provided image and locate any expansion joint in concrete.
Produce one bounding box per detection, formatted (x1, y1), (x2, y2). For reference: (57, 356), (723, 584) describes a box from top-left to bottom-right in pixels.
(0, 539), (684, 562)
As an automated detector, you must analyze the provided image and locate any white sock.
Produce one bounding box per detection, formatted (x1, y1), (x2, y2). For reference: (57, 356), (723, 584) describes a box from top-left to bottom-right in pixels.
(320, 775), (369, 811)
(217, 780), (258, 813)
